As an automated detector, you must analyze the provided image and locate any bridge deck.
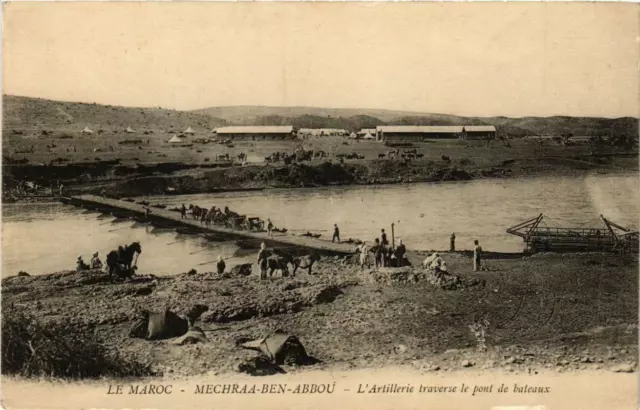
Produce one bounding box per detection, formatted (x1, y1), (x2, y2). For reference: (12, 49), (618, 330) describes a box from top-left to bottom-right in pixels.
(63, 195), (356, 255)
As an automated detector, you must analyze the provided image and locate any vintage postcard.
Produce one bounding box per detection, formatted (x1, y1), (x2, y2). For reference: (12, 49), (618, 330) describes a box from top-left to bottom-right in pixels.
(1, 2), (638, 409)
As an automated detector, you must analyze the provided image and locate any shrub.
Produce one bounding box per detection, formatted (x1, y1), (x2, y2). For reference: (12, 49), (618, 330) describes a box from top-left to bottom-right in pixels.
(1, 308), (154, 379)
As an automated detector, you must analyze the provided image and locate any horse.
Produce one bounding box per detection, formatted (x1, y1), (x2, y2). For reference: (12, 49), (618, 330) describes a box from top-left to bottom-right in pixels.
(292, 253), (321, 276)
(106, 241), (142, 278)
(189, 204), (206, 221)
(267, 255), (290, 277)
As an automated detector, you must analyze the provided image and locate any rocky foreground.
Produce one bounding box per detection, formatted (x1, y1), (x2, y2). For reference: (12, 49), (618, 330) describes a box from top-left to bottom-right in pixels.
(2, 252), (638, 378)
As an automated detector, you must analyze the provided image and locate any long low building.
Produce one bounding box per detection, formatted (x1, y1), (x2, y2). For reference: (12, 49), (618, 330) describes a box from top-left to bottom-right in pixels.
(376, 125), (496, 142)
(214, 126), (297, 141)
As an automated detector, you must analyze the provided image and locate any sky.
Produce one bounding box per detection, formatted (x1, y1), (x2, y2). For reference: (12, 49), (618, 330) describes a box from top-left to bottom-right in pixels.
(3, 2), (638, 118)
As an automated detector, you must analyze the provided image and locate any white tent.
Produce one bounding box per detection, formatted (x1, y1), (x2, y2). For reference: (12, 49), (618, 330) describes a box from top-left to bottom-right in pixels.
(168, 135), (184, 143)
(81, 127), (94, 134)
(349, 132), (358, 139)
(184, 127), (195, 134)
(363, 133), (375, 140)
(126, 127), (135, 133)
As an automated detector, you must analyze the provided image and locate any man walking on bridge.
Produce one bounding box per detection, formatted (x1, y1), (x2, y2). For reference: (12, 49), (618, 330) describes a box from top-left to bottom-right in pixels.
(180, 204), (187, 219)
(332, 224), (340, 243)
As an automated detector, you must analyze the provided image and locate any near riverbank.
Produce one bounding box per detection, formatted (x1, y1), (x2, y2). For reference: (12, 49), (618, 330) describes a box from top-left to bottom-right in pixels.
(2, 252), (637, 379)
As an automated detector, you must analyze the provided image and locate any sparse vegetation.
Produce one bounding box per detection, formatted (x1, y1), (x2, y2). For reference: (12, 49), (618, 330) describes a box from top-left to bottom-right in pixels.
(1, 307), (154, 379)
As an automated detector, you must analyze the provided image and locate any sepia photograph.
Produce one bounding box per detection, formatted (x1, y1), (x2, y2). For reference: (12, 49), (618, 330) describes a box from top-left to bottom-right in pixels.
(1, 2), (638, 409)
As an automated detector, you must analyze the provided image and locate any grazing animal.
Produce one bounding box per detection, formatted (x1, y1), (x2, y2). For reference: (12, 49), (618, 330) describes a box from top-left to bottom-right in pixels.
(378, 154), (386, 159)
(106, 241), (142, 278)
(441, 155), (451, 161)
(292, 253), (321, 276)
(416, 153), (424, 159)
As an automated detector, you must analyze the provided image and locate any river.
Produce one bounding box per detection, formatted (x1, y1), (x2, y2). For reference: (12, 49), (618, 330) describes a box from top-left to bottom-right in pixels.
(2, 173), (638, 277)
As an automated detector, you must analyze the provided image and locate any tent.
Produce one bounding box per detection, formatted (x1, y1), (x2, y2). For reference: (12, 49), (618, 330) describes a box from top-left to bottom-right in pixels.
(349, 132), (358, 139)
(363, 133), (375, 140)
(184, 127), (195, 134)
(238, 331), (310, 365)
(126, 127), (135, 133)
(81, 126), (94, 134)
(168, 135), (184, 143)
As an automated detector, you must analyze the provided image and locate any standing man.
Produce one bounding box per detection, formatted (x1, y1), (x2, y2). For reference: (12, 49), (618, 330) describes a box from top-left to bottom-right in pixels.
(58, 183), (64, 196)
(90, 252), (103, 270)
(216, 255), (226, 274)
(395, 239), (407, 267)
(381, 229), (388, 247)
(257, 243), (268, 280)
(373, 238), (383, 269)
(450, 233), (456, 252)
(180, 204), (187, 219)
(380, 229), (389, 266)
(267, 219), (274, 237)
(473, 239), (483, 272)
(357, 241), (370, 270)
(332, 224), (340, 243)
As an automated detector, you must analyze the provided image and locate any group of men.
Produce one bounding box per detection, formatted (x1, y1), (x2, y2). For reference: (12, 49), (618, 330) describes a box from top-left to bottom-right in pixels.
(356, 229), (408, 270)
(422, 239), (484, 272)
(76, 252), (103, 272)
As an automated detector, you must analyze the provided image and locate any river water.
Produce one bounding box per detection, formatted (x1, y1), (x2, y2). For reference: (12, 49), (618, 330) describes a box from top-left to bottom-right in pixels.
(2, 174), (638, 277)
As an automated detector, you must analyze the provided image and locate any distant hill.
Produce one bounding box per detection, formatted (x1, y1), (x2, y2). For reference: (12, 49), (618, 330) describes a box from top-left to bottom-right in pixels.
(195, 105), (637, 137)
(4, 96), (636, 138)
(2, 95), (227, 134)
(192, 105), (429, 123)
(486, 116), (638, 138)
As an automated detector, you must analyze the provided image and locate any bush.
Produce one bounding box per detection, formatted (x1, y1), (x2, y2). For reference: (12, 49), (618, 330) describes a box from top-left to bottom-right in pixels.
(1, 308), (154, 379)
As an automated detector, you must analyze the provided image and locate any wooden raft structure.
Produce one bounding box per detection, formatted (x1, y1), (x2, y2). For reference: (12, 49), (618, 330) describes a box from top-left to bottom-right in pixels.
(507, 213), (639, 254)
(60, 194), (356, 256)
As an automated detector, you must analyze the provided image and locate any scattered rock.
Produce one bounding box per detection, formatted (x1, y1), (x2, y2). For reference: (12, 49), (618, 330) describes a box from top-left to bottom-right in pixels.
(237, 357), (286, 376)
(612, 364), (635, 373)
(503, 356), (516, 365)
(230, 264), (252, 276)
(461, 360), (474, 368)
(580, 357), (593, 363)
(393, 344), (408, 354)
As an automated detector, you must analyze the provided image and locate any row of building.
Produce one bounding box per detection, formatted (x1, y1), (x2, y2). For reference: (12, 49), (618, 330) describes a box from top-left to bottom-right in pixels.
(207, 125), (497, 142)
(79, 124), (497, 142)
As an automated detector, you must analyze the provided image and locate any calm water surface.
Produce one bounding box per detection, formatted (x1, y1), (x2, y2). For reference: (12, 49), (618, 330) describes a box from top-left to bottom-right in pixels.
(3, 174), (638, 276)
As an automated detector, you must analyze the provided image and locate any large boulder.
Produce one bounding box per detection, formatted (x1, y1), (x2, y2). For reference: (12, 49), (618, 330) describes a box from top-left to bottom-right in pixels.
(230, 263), (252, 276)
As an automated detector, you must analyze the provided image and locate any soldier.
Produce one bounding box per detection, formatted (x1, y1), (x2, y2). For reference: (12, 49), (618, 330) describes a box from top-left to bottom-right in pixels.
(450, 233), (456, 252)
(180, 204), (187, 219)
(216, 255), (226, 274)
(332, 224), (340, 243)
(257, 243), (269, 280)
(90, 252), (103, 269)
(357, 241), (370, 270)
(473, 240), (483, 272)
(395, 239), (407, 267)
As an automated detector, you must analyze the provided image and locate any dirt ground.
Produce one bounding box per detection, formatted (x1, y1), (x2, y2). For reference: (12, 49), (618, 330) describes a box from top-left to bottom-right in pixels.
(5, 130), (638, 201)
(3, 251), (637, 377)
(3, 128), (632, 168)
